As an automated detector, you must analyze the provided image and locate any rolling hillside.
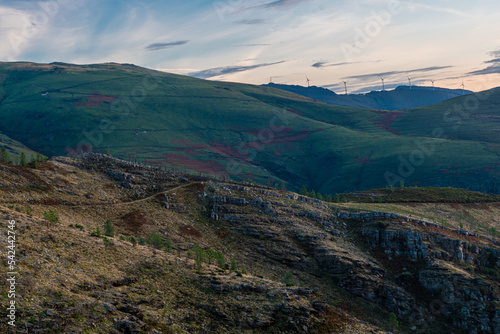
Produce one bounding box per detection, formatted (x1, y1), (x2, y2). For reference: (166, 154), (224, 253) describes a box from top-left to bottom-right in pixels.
(0, 131), (41, 163)
(0, 62), (499, 194)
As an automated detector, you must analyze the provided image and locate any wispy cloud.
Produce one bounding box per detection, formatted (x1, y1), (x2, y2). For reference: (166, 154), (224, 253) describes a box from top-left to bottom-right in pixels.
(145, 40), (189, 51)
(236, 19), (267, 25)
(345, 66), (453, 80)
(231, 43), (271, 47)
(189, 61), (286, 79)
(467, 49), (500, 75)
(312, 60), (382, 68)
(261, 0), (306, 9)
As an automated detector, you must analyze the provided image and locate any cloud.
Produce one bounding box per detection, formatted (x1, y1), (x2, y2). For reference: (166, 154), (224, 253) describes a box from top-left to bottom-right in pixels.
(312, 60), (382, 68)
(344, 66), (453, 80)
(189, 61), (286, 79)
(261, 0), (307, 9)
(231, 43), (271, 47)
(145, 40), (188, 51)
(467, 50), (500, 75)
(236, 19), (267, 25)
(312, 61), (350, 68)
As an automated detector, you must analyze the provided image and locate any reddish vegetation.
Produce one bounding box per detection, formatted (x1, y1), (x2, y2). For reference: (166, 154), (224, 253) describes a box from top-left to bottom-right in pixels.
(181, 224), (202, 238)
(370, 110), (403, 134)
(74, 92), (116, 107)
(120, 210), (146, 232)
(217, 231), (228, 239)
(157, 153), (227, 175)
(42, 199), (59, 206)
(286, 108), (304, 117)
(355, 157), (377, 166)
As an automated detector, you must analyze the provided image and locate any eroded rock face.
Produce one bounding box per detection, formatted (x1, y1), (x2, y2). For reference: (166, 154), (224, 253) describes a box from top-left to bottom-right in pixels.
(362, 229), (429, 260)
(418, 270), (500, 334)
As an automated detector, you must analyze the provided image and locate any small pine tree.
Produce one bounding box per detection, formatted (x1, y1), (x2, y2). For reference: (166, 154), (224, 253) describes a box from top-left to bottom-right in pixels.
(20, 152), (27, 166)
(165, 238), (172, 252)
(215, 251), (225, 268)
(205, 248), (215, 264)
(241, 265), (247, 275)
(282, 272), (295, 286)
(1, 147), (10, 164)
(317, 193), (324, 201)
(334, 193), (340, 203)
(388, 312), (399, 330)
(309, 189), (316, 199)
(104, 220), (115, 237)
(230, 258), (237, 271)
(299, 185), (308, 196)
(138, 237), (145, 246)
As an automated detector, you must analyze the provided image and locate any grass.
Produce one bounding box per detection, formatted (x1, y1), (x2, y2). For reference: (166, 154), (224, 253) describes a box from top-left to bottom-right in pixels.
(0, 62), (499, 195)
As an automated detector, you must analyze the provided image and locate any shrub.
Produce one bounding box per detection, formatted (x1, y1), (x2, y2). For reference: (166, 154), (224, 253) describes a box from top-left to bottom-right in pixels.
(241, 265), (247, 275)
(146, 232), (164, 249)
(138, 237), (145, 246)
(74, 224), (84, 230)
(104, 220), (115, 237)
(103, 236), (111, 247)
(282, 272), (295, 286)
(43, 210), (59, 225)
(90, 227), (101, 237)
(129, 236), (137, 246)
(119, 235), (126, 241)
(26, 206), (32, 216)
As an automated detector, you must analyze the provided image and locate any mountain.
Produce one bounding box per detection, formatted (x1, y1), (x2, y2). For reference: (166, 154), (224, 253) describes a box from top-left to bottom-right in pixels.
(0, 61), (499, 195)
(1, 153), (499, 333)
(262, 83), (473, 110)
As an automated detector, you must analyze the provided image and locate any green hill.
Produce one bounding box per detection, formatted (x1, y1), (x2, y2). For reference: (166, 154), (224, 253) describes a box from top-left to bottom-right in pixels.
(0, 61), (499, 194)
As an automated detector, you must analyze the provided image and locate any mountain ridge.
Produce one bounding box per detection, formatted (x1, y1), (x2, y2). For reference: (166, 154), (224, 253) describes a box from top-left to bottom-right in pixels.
(262, 83), (474, 110)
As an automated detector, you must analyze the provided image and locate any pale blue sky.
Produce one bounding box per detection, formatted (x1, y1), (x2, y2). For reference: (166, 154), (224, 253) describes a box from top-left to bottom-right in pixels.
(1, 0), (500, 93)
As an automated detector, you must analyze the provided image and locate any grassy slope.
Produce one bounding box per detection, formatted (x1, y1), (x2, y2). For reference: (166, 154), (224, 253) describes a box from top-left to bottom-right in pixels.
(0, 62), (499, 194)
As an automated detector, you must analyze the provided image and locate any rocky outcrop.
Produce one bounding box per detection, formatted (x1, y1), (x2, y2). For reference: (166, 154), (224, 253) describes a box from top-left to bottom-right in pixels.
(361, 229), (429, 260)
(418, 270), (500, 334)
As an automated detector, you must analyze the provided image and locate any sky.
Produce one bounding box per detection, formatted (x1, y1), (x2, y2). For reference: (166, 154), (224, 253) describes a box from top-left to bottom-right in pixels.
(1, 0), (500, 93)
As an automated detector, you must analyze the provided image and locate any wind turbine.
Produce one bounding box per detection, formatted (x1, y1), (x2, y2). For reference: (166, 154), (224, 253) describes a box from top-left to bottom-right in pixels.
(430, 79), (435, 91)
(343, 81), (348, 95)
(461, 79), (465, 95)
(306, 75), (311, 87)
(381, 77), (385, 91)
(270, 76), (273, 84)
(407, 77), (412, 90)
